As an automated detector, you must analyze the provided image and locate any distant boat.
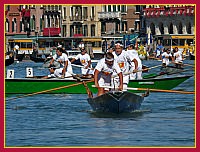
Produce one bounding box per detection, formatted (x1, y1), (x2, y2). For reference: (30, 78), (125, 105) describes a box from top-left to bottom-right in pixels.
(190, 53), (195, 60)
(87, 91), (144, 113)
(5, 56), (14, 66)
(30, 54), (46, 63)
(16, 53), (25, 61)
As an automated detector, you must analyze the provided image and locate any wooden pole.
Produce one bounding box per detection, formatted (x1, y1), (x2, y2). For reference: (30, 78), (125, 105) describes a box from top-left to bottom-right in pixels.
(127, 87), (195, 94)
(92, 85), (195, 95)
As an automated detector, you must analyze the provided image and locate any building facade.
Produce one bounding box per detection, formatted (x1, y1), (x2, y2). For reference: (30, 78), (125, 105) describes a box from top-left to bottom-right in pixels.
(143, 5), (195, 42)
(5, 4), (195, 51)
(61, 5), (101, 37)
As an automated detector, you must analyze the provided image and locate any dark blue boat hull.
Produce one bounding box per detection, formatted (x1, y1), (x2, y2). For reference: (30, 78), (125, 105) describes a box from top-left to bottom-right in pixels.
(87, 91), (144, 114)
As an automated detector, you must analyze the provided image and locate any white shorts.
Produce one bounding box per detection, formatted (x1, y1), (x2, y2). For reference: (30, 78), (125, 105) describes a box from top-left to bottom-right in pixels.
(81, 68), (94, 75)
(98, 74), (111, 91)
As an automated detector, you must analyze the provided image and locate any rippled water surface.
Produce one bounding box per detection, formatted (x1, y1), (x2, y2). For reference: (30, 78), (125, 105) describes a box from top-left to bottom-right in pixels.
(5, 59), (195, 147)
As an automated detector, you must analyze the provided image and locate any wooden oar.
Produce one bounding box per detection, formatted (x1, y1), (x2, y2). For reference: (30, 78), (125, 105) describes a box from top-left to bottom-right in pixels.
(92, 85), (195, 94)
(112, 64), (163, 78)
(183, 63), (195, 68)
(126, 87), (195, 94)
(71, 64), (94, 70)
(82, 81), (93, 98)
(7, 79), (94, 101)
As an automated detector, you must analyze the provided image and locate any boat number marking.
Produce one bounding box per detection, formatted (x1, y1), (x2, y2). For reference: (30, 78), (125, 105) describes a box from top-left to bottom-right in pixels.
(138, 82), (154, 85)
(7, 70), (15, 79)
(26, 67), (33, 77)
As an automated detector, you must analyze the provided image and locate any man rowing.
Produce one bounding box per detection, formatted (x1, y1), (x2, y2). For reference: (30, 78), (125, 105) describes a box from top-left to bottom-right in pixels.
(112, 41), (138, 90)
(70, 47), (94, 75)
(49, 47), (73, 78)
(126, 43), (143, 80)
(173, 47), (183, 68)
(94, 52), (123, 96)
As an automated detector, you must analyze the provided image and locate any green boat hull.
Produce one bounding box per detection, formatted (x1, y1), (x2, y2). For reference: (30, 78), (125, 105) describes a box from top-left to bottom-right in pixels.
(5, 75), (192, 94)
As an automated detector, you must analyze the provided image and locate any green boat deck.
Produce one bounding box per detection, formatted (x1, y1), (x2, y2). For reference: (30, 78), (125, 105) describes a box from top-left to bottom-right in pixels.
(5, 75), (192, 94)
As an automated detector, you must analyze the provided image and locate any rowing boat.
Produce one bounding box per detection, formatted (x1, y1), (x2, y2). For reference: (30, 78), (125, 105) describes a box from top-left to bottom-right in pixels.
(87, 91), (144, 113)
(5, 56), (14, 66)
(5, 75), (192, 94)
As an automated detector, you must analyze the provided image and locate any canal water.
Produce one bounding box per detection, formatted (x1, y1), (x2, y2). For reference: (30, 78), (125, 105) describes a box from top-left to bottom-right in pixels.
(5, 59), (195, 147)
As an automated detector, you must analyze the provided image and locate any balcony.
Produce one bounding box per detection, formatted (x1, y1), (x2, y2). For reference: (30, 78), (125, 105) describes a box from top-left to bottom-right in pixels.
(98, 12), (121, 20)
(69, 16), (88, 22)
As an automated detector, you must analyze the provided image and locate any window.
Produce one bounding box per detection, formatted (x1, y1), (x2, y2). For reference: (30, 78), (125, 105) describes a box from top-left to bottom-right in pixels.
(180, 39), (185, 46)
(83, 7), (88, 20)
(113, 5), (116, 12)
(117, 5), (120, 11)
(163, 39), (171, 46)
(6, 18), (9, 32)
(91, 24), (95, 36)
(108, 5), (111, 12)
(91, 6), (94, 19)
(83, 25), (88, 36)
(103, 5), (107, 12)
(27, 42), (32, 48)
(63, 7), (66, 19)
(135, 5), (140, 13)
(12, 18), (17, 32)
(172, 39), (178, 46)
(121, 5), (127, 13)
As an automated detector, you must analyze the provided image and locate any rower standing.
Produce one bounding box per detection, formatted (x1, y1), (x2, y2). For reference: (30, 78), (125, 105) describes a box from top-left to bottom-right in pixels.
(126, 43), (143, 80)
(112, 41), (138, 90)
(94, 52), (123, 96)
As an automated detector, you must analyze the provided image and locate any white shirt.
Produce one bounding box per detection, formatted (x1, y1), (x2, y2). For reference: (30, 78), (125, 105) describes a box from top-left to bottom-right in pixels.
(174, 51), (183, 62)
(113, 50), (134, 73)
(95, 58), (121, 79)
(127, 49), (142, 69)
(162, 52), (172, 65)
(14, 45), (19, 50)
(53, 53), (72, 72)
(79, 43), (84, 48)
(75, 53), (91, 68)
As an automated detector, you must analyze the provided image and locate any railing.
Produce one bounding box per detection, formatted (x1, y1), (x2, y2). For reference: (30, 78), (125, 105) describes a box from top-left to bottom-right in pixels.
(98, 12), (121, 19)
(69, 16), (88, 21)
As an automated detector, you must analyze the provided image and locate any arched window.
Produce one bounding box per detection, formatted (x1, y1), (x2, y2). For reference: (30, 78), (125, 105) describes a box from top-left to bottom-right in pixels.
(30, 15), (36, 31)
(91, 24), (95, 36)
(6, 18), (9, 32)
(12, 18), (17, 32)
(40, 15), (44, 31)
(150, 22), (155, 35)
(178, 22), (183, 34)
(187, 22), (191, 34)
(159, 22), (164, 34)
(168, 23), (173, 34)
(83, 25), (88, 36)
